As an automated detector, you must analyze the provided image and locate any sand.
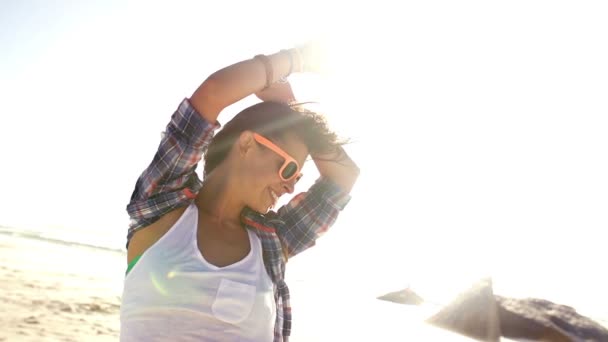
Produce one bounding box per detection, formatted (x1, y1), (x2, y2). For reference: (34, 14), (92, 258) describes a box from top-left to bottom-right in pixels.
(0, 234), (124, 341)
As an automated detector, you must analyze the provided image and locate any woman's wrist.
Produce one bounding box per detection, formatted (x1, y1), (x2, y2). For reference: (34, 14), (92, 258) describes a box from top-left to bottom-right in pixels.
(256, 47), (304, 89)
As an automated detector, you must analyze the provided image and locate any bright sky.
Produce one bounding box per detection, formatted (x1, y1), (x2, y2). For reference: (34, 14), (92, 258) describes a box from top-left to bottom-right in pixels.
(1, 0), (607, 314)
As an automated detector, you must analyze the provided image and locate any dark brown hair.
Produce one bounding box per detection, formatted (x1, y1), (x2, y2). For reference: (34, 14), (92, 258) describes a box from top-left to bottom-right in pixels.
(203, 101), (345, 175)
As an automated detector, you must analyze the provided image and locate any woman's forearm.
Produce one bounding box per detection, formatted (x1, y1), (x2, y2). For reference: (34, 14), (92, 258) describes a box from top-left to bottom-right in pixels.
(313, 147), (360, 194)
(190, 49), (299, 123)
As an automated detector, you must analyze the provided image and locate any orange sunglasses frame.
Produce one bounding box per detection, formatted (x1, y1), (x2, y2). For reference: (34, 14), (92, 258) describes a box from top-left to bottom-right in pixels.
(252, 133), (302, 182)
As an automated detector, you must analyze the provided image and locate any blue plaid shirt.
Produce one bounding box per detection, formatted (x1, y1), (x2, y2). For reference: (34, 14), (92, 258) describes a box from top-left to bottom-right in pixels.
(126, 98), (351, 341)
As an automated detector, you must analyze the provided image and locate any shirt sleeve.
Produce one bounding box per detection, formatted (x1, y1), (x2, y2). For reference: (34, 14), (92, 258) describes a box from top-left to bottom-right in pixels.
(273, 176), (352, 259)
(125, 98), (219, 245)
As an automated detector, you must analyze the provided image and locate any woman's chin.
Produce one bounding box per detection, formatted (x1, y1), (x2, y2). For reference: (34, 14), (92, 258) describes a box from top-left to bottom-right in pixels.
(249, 203), (271, 214)
(247, 196), (275, 214)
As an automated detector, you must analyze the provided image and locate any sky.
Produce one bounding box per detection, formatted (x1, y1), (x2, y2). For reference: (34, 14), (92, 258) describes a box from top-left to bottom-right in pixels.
(1, 0), (608, 314)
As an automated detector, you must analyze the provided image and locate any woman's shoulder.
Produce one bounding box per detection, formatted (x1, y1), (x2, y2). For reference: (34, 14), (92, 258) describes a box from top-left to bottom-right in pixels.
(127, 204), (191, 263)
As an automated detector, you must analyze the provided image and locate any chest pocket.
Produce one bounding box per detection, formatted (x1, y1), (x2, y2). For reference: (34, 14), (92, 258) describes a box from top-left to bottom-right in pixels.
(212, 278), (256, 324)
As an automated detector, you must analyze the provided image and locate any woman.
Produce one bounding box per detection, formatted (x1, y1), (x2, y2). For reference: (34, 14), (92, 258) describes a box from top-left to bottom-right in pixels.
(120, 44), (360, 341)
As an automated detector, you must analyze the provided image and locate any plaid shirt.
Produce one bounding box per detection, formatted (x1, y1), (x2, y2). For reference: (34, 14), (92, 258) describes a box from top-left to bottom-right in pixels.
(126, 98), (351, 341)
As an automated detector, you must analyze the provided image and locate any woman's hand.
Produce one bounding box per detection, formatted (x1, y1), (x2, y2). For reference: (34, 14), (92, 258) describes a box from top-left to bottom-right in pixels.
(295, 40), (329, 74)
(255, 81), (296, 104)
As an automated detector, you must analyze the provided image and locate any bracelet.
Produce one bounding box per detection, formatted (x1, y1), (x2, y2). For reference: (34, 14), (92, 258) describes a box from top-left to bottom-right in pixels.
(254, 54), (273, 89)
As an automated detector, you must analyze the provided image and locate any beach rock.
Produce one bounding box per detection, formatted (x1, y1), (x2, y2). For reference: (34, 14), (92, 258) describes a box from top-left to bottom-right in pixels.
(426, 278), (501, 341)
(377, 287), (424, 305)
(496, 296), (608, 342)
(422, 277), (608, 342)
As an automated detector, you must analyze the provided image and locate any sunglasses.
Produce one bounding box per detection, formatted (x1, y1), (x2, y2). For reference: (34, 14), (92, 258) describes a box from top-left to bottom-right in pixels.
(252, 133), (303, 182)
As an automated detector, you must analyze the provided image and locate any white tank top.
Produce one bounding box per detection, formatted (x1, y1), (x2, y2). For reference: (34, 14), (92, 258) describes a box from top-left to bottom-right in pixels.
(120, 203), (276, 342)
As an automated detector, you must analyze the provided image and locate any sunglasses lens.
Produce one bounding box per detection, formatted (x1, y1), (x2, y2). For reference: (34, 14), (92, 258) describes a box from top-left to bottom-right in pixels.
(281, 162), (298, 180)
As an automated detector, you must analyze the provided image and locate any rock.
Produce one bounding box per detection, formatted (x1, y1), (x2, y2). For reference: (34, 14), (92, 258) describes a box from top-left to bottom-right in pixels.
(426, 278), (501, 341)
(377, 287), (424, 305)
(422, 277), (608, 342)
(496, 296), (608, 342)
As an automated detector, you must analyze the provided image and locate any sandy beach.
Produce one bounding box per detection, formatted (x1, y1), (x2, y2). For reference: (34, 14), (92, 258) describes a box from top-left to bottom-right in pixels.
(0, 233), (124, 341)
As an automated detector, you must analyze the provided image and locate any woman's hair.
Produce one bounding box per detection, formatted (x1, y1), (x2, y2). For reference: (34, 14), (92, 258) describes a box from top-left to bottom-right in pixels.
(203, 101), (346, 175)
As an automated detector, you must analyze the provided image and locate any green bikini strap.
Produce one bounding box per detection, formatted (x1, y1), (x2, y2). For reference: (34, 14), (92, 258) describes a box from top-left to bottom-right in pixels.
(125, 254), (142, 275)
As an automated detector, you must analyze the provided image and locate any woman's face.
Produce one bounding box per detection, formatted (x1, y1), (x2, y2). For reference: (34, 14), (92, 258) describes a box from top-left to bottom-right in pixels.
(240, 131), (308, 213)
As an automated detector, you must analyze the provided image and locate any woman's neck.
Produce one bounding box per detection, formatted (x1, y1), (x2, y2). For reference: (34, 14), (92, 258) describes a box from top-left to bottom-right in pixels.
(196, 169), (244, 228)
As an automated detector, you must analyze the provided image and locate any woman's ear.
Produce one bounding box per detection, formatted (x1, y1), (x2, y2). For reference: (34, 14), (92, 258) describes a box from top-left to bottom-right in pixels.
(237, 131), (255, 156)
